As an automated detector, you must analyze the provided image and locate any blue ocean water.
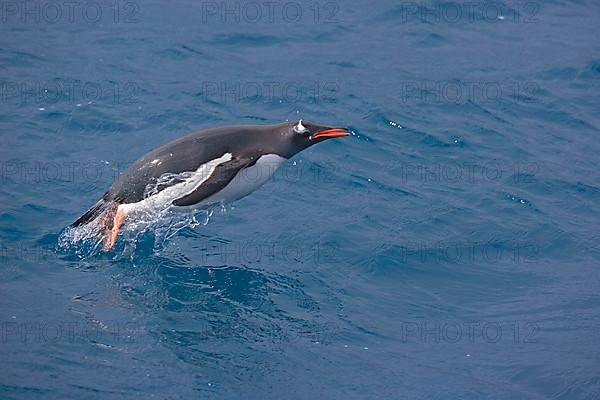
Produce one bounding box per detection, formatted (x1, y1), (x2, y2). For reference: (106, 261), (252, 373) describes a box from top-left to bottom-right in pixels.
(1, 0), (600, 398)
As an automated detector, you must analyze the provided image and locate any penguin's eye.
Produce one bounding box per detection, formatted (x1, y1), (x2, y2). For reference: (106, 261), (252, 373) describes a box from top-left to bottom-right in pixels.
(295, 129), (310, 138)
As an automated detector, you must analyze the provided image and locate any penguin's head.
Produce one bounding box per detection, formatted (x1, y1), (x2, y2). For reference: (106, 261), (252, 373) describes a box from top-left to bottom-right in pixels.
(279, 119), (349, 154)
(266, 120), (349, 158)
(291, 119), (350, 142)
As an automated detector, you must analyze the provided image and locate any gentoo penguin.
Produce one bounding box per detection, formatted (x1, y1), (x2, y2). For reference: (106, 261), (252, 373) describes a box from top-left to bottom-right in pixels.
(71, 120), (349, 250)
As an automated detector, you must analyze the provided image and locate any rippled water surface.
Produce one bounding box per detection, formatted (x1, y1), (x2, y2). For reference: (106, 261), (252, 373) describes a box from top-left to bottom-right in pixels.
(1, 1), (600, 398)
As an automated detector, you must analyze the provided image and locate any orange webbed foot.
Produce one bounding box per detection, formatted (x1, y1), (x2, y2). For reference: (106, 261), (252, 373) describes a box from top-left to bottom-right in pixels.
(103, 208), (126, 251)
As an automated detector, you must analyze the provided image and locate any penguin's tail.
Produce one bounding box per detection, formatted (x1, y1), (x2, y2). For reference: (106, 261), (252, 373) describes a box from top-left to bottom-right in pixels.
(71, 194), (118, 228)
(71, 193), (128, 251)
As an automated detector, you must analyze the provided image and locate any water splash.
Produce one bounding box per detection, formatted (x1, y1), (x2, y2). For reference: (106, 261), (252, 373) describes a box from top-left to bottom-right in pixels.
(58, 206), (217, 259)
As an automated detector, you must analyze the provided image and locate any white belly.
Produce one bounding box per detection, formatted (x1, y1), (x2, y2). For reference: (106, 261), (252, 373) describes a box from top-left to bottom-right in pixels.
(196, 154), (286, 207)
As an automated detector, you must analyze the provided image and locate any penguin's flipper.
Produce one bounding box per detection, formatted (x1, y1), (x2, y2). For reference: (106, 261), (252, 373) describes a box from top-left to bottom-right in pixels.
(172, 157), (253, 207)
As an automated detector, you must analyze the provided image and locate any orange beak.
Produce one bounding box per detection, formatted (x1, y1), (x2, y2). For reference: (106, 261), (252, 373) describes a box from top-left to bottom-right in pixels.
(310, 128), (350, 140)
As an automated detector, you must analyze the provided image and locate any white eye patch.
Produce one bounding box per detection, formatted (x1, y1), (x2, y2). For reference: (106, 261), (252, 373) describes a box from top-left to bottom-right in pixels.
(293, 119), (308, 134)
